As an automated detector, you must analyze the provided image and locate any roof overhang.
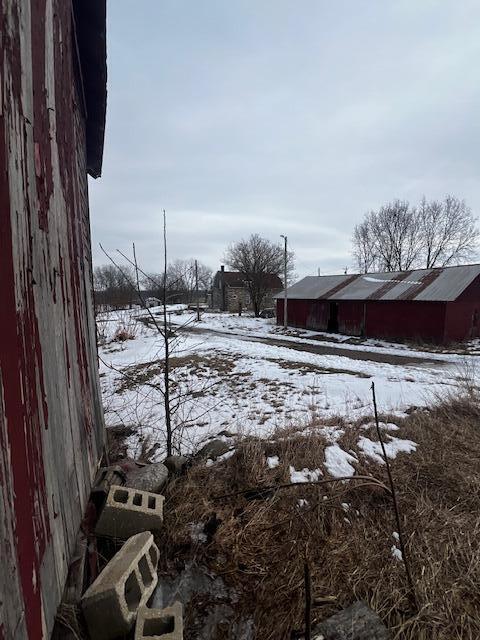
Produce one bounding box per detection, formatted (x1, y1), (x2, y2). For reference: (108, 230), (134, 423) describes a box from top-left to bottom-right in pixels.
(73, 0), (107, 178)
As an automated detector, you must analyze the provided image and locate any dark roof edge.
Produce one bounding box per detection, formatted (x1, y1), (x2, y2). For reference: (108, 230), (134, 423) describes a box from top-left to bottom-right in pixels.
(73, 0), (107, 178)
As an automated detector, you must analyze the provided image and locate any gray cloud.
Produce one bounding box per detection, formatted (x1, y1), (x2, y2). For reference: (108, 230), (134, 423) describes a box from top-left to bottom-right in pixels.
(90, 0), (480, 277)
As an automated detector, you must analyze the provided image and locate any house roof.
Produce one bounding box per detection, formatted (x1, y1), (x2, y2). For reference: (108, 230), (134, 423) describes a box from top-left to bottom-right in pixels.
(73, 0), (107, 178)
(275, 264), (480, 303)
(216, 271), (283, 289)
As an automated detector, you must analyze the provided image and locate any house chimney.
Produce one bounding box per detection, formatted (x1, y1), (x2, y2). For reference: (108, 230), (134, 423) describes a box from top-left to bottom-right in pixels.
(221, 265), (225, 272)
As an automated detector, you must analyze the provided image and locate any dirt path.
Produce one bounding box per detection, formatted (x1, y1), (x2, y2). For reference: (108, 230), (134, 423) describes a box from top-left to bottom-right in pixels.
(181, 325), (446, 367)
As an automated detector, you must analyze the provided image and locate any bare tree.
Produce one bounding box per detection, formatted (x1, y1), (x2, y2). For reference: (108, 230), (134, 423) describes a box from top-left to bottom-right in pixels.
(167, 259), (212, 302)
(93, 263), (136, 308)
(143, 260), (212, 304)
(419, 195), (479, 268)
(225, 234), (294, 316)
(352, 220), (378, 273)
(352, 195), (478, 272)
(98, 219), (218, 458)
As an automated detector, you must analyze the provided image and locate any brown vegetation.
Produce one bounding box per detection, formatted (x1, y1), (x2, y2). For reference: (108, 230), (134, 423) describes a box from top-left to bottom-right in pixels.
(157, 393), (480, 639)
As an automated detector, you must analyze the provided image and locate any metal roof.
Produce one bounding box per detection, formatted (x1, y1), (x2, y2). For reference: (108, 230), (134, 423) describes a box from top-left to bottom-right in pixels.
(276, 264), (480, 303)
(275, 275), (351, 300)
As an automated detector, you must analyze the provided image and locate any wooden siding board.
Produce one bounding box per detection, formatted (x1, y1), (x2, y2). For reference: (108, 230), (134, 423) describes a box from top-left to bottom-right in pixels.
(0, 1), (104, 638)
(279, 299), (460, 344)
(365, 301), (447, 343)
(338, 301), (365, 336)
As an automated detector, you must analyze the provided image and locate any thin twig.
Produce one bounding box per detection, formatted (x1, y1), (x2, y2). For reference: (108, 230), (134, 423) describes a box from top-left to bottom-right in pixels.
(304, 562), (311, 640)
(371, 381), (418, 611)
(213, 475), (391, 501)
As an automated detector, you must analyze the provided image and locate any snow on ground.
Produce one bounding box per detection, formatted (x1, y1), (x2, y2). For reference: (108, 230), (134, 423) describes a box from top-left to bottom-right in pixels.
(289, 466), (322, 483)
(357, 435), (417, 464)
(324, 445), (357, 478)
(266, 455), (280, 469)
(97, 308), (478, 460)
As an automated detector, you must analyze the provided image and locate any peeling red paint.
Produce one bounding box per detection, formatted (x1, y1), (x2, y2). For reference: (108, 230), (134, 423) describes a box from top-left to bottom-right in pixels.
(0, 106), (47, 640)
(31, 0), (53, 231)
(0, 1), (105, 637)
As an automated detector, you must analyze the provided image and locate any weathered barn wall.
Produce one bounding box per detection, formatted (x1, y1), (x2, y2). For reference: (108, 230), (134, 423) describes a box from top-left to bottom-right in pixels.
(279, 298), (451, 343)
(445, 302), (478, 342)
(365, 301), (446, 343)
(277, 299), (310, 328)
(444, 275), (480, 342)
(337, 301), (365, 336)
(0, 1), (105, 638)
(307, 301), (329, 331)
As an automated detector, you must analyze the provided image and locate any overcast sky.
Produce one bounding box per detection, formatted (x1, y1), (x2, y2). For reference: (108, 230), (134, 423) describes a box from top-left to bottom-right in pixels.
(89, 0), (480, 278)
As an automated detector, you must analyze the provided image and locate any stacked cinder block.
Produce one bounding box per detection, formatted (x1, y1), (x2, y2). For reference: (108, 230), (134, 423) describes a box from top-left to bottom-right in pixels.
(81, 532), (159, 640)
(95, 484), (165, 539)
(135, 601), (183, 640)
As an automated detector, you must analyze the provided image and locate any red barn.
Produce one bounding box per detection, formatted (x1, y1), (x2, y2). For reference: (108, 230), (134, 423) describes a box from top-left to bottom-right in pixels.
(276, 265), (480, 344)
(0, 2), (106, 638)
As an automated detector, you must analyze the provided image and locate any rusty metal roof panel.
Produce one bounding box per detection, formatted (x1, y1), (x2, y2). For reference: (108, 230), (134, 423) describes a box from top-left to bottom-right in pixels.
(275, 275), (351, 300)
(380, 269), (437, 301)
(330, 272), (403, 300)
(415, 264), (480, 301)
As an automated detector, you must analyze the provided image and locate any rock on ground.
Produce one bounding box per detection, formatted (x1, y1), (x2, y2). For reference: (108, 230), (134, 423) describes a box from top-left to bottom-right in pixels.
(125, 462), (168, 493)
(196, 439), (231, 461)
(312, 601), (389, 640)
(164, 455), (189, 475)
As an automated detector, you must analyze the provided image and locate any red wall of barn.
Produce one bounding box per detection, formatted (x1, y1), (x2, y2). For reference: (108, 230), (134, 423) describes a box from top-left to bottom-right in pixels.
(338, 301), (365, 336)
(307, 301), (329, 331)
(277, 298), (311, 328)
(279, 299), (452, 342)
(364, 300), (447, 342)
(0, 3), (104, 639)
(444, 275), (480, 341)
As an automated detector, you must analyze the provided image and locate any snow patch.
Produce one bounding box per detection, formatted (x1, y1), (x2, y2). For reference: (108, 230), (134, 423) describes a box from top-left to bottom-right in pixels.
(206, 449), (235, 466)
(289, 466), (322, 483)
(362, 421), (399, 431)
(391, 545), (403, 561)
(217, 449), (236, 462)
(266, 455), (279, 469)
(357, 436), (417, 464)
(324, 445), (357, 478)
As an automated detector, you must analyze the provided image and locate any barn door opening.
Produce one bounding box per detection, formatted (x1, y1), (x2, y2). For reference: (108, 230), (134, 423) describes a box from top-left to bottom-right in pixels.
(327, 302), (339, 333)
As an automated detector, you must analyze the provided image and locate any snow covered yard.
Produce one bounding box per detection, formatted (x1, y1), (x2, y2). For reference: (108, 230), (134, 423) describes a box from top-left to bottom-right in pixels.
(97, 308), (478, 460)
(98, 309), (480, 639)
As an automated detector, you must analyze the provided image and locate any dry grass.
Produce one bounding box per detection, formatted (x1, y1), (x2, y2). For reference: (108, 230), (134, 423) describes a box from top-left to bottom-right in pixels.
(156, 393), (480, 640)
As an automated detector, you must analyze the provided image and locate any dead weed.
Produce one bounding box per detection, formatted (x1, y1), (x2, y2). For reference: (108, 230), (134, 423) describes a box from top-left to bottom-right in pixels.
(156, 394), (480, 640)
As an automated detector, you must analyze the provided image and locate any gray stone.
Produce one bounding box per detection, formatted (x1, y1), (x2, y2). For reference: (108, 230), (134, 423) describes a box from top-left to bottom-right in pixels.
(196, 439), (231, 461)
(311, 601), (389, 640)
(126, 462), (169, 493)
(164, 455), (189, 475)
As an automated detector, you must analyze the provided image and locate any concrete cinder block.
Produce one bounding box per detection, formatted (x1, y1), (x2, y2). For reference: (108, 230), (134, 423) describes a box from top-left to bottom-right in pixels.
(81, 532), (160, 640)
(95, 484), (165, 539)
(135, 601), (183, 640)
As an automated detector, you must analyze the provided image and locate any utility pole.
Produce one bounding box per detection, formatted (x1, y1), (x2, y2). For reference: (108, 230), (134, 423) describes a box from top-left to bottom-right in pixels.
(280, 235), (288, 328)
(195, 259), (200, 321)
